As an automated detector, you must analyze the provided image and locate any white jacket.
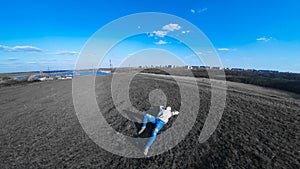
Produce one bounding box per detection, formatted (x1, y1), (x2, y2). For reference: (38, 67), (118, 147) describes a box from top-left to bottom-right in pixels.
(156, 106), (179, 123)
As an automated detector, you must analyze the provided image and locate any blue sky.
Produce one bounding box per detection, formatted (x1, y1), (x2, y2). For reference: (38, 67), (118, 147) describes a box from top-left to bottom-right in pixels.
(0, 0), (300, 73)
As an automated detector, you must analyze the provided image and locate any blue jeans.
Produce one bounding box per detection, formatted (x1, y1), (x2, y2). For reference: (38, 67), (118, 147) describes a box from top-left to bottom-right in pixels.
(142, 114), (165, 148)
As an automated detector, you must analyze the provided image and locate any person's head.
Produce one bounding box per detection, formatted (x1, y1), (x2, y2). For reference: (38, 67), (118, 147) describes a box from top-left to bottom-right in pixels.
(166, 106), (171, 111)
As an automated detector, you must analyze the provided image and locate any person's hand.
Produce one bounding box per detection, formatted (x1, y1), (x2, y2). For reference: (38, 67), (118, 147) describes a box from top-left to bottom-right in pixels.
(172, 110), (179, 115)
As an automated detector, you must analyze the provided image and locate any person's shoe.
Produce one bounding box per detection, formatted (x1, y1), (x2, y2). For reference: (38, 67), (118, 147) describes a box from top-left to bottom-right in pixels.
(144, 147), (149, 156)
(138, 127), (146, 135)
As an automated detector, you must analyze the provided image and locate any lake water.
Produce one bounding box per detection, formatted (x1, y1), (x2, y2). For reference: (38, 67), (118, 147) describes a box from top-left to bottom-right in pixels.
(14, 71), (109, 81)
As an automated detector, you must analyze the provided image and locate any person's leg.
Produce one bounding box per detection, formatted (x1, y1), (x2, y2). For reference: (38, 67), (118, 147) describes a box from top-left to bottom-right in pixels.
(145, 120), (165, 149)
(138, 114), (156, 134)
(144, 120), (165, 155)
(142, 114), (156, 127)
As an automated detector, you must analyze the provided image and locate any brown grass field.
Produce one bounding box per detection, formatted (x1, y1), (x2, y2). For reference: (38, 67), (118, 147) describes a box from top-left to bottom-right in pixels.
(0, 73), (299, 168)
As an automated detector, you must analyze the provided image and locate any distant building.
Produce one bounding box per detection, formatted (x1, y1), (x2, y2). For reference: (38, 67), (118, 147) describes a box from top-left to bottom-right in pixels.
(200, 66), (210, 69)
(211, 66), (220, 70)
(258, 70), (279, 73)
(185, 65), (192, 69)
(191, 66), (199, 69)
(231, 68), (244, 71)
(246, 69), (257, 72)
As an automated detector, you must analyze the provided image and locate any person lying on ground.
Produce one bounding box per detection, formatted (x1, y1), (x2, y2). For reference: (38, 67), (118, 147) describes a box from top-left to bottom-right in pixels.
(138, 105), (179, 156)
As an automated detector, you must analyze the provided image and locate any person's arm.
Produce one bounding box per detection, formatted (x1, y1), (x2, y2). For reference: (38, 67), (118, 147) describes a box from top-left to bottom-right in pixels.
(157, 111), (163, 117)
(171, 110), (179, 116)
(157, 106), (164, 117)
(159, 105), (165, 111)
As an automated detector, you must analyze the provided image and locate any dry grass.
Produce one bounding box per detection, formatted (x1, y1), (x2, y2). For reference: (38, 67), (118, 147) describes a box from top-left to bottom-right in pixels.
(0, 73), (299, 168)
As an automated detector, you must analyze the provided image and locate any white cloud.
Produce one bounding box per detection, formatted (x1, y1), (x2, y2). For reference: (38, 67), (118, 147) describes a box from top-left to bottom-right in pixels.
(54, 50), (79, 55)
(148, 32), (155, 37)
(155, 40), (168, 45)
(0, 44), (79, 56)
(12, 46), (42, 52)
(150, 23), (182, 38)
(0, 44), (42, 52)
(190, 8), (208, 14)
(256, 36), (272, 42)
(162, 23), (182, 32)
(182, 30), (190, 34)
(0, 45), (10, 51)
(153, 30), (168, 37)
(217, 48), (237, 51)
(217, 48), (231, 51)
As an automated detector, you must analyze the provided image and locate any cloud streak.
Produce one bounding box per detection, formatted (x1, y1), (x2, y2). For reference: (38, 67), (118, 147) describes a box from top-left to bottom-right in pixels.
(217, 48), (230, 51)
(54, 50), (79, 55)
(0, 44), (80, 57)
(155, 40), (168, 45)
(0, 45), (42, 52)
(190, 8), (208, 14)
(256, 36), (272, 42)
(7, 58), (18, 61)
(217, 48), (236, 51)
